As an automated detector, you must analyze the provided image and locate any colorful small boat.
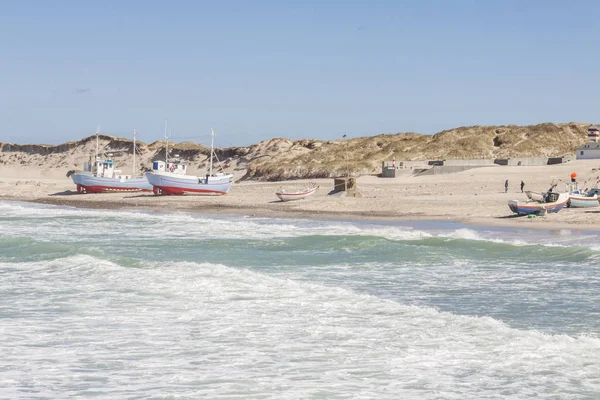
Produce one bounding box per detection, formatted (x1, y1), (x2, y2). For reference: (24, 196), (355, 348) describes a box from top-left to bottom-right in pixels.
(67, 130), (152, 193)
(508, 192), (569, 216)
(145, 128), (233, 196)
(276, 182), (319, 202)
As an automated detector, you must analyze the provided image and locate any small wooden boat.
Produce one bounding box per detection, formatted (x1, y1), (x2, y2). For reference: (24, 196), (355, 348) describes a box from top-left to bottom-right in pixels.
(276, 183), (319, 202)
(568, 191), (599, 208)
(508, 192), (569, 216)
(567, 181), (600, 207)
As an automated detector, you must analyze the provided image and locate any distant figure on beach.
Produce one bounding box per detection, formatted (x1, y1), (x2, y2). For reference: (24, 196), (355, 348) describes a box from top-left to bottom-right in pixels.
(505, 179), (508, 193)
(520, 181), (525, 193)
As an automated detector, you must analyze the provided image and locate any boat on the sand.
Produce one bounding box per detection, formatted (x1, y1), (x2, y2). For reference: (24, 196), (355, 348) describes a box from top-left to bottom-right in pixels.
(566, 179), (600, 208)
(67, 130), (152, 193)
(145, 128), (233, 196)
(276, 182), (319, 202)
(568, 190), (599, 208)
(508, 192), (569, 216)
(524, 182), (559, 203)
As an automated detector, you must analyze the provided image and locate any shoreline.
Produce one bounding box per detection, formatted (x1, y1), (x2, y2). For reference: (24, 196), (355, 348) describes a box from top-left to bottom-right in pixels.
(2, 192), (600, 233)
(4, 159), (600, 232)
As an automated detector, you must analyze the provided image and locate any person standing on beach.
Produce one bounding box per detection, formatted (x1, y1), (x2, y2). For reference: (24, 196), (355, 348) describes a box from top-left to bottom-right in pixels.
(520, 181), (525, 193)
(505, 179), (508, 193)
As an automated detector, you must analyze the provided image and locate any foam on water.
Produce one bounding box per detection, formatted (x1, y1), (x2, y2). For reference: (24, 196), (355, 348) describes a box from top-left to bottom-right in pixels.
(2, 201), (431, 243)
(1, 255), (599, 399)
(2, 201), (600, 398)
(2, 201), (600, 253)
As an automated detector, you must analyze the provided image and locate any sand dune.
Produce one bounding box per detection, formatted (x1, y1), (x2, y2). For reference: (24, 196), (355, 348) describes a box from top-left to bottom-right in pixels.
(1, 122), (594, 182)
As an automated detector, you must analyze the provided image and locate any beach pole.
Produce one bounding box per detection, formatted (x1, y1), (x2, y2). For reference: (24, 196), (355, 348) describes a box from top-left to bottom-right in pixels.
(343, 133), (348, 191)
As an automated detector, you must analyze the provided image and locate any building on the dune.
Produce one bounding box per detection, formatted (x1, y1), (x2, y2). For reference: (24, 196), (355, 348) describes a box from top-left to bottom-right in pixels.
(576, 125), (600, 159)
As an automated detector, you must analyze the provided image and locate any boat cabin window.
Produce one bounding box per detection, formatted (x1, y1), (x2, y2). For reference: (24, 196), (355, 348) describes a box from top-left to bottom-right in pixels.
(153, 161), (166, 171)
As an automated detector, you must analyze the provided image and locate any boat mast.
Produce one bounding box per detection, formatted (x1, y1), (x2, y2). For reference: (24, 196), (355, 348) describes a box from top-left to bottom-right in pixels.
(209, 129), (215, 177)
(164, 120), (169, 164)
(133, 129), (137, 176)
(95, 125), (100, 161)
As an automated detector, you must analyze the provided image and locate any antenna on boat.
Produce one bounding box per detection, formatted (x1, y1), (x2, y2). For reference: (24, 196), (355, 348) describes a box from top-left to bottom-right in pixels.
(209, 128), (216, 177)
(133, 129), (137, 176)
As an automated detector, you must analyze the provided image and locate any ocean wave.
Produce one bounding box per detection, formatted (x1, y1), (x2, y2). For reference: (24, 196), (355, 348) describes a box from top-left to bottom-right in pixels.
(4, 201), (600, 252)
(2, 255), (599, 398)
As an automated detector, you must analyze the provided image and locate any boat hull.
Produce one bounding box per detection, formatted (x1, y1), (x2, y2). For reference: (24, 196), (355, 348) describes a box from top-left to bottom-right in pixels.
(568, 195), (599, 208)
(71, 173), (152, 193)
(276, 186), (318, 202)
(145, 172), (232, 195)
(508, 193), (569, 216)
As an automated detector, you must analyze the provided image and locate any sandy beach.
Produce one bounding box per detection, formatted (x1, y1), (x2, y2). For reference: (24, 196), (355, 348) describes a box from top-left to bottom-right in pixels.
(2, 160), (600, 231)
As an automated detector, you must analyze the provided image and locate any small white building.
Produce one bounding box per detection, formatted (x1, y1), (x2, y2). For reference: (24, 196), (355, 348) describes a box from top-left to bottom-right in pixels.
(576, 125), (600, 159)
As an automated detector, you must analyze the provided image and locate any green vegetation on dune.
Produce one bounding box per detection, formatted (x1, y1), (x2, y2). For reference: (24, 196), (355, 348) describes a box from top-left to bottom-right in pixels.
(0, 122), (594, 181)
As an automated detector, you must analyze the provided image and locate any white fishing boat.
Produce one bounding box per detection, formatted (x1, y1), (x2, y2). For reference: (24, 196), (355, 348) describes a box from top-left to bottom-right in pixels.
(145, 127), (233, 195)
(67, 129), (152, 193)
(276, 182), (319, 202)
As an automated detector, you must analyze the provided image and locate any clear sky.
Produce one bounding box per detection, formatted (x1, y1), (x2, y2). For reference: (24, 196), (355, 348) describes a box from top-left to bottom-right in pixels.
(1, 0), (598, 147)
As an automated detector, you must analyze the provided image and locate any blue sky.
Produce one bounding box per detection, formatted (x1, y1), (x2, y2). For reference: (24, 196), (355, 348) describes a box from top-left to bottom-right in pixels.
(1, 0), (598, 147)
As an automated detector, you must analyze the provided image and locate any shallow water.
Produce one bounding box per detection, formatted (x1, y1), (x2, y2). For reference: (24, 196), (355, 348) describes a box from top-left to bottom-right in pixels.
(1, 200), (599, 399)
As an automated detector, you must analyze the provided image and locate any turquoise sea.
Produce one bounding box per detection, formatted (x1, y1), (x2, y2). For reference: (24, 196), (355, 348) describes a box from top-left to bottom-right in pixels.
(1, 200), (599, 399)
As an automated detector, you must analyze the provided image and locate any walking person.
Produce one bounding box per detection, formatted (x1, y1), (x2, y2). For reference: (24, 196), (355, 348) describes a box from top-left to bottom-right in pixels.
(505, 179), (508, 193)
(520, 180), (525, 193)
